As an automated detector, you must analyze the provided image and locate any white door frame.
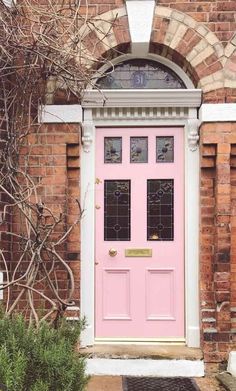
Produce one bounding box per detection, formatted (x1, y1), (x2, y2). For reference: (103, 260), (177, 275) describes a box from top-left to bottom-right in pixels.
(80, 88), (202, 348)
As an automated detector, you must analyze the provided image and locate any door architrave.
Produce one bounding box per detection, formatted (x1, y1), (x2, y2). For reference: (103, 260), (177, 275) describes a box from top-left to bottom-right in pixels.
(80, 88), (202, 348)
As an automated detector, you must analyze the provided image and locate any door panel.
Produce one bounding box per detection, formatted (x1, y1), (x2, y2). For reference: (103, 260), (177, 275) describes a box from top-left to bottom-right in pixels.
(103, 269), (131, 320)
(146, 269), (175, 320)
(95, 127), (184, 340)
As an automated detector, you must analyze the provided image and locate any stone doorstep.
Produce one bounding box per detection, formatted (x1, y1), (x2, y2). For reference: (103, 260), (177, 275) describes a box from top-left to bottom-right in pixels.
(80, 344), (204, 377)
(80, 344), (203, 361)
(85, 357), (204, 377)
(216, 373), (236, 391)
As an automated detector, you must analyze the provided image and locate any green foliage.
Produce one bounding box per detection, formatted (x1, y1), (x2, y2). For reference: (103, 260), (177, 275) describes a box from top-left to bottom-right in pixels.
(0, 314), (88, 391)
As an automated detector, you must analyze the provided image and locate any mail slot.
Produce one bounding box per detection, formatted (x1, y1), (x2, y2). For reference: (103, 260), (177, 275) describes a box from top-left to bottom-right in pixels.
(125, 249), (152, 257)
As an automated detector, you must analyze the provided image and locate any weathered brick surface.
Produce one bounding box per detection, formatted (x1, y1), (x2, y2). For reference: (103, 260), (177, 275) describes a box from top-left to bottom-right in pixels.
(10, 124), (81, 311)
(81, 0), (124, 15)
(200, 123), (236, 367)
(158, 1), (236, 40)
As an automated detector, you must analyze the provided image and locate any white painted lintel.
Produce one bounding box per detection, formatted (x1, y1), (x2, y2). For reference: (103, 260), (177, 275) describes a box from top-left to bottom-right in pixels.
(199, 103), (236, 122)
(39, 104), (82, 123)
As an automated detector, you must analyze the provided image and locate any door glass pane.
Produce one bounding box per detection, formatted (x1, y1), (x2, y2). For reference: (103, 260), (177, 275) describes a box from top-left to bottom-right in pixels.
(130, 137), (148, 163)
(104, 180), (131, 241)
(104, 137), (122, 163)
(147, 179), (174, 241)
(156, 136), (174, 163)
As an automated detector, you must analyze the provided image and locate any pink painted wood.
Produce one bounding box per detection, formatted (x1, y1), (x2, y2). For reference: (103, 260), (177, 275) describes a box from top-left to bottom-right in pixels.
(95, 127), (184, 339)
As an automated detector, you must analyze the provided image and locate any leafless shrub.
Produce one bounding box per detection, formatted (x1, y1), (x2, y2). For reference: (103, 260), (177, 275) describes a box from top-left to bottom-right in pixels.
(0, 0), (114, 325)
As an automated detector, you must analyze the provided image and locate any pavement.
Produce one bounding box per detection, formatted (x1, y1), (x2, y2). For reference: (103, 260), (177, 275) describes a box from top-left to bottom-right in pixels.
(217, 372), (236, 391)
(86, 375), (225, 391)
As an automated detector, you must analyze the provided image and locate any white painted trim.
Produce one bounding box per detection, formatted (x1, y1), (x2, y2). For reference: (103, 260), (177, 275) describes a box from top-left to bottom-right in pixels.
(39, 105), (82, 123)
(95, 338), (185, 343)
(126, 0), (155, 55)
(227, 351), (236, 376)
(199, 103), (236, 122)
(2, 0), (16, 7)
(80, 90), (201, 348)
(92, 53), (195, 89)
(86, 358), (204, 377)
(80, 108), (95, 347)
(185, 114), (200, 348)
(83, 89), (202, 108)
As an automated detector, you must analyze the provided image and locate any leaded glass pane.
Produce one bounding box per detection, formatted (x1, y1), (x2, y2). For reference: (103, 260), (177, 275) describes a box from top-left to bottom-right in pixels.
(96, 59), (186, 90)
(156, 136), (174, 163)
(104, 180), (131, 241)
(147, 179), (174, 241)
(104, 137), (122, 163)
(130, 137), (148, 163)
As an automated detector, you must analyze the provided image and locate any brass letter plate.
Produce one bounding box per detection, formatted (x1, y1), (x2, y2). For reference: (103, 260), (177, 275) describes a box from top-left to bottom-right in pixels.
(125, 248), (152, 257)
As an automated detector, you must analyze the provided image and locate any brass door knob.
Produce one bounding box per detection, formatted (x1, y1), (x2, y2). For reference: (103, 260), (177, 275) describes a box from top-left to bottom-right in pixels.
(109, 248), (117, 257)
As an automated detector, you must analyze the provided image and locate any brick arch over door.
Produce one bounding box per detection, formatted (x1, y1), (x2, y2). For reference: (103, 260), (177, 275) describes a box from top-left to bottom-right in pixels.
(80, 5), (228, 94)
(150, 6), (224, 93)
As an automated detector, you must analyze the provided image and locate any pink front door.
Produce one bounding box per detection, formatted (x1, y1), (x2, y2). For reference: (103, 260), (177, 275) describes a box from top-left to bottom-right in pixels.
(95, 127), (184, 340)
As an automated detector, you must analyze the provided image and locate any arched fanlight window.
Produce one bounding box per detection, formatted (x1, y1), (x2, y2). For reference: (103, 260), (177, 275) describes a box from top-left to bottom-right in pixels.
(96, 59), (186, 89)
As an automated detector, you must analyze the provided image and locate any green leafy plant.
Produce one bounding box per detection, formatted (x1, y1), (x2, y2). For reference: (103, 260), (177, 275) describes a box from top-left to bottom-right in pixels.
(0, 313), (88, 391)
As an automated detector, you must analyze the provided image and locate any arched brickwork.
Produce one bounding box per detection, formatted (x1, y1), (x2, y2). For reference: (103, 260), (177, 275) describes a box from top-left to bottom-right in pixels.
(80, 5), (236, 101)
(80, 7), (131, 63)
(150, 6), (224, 93)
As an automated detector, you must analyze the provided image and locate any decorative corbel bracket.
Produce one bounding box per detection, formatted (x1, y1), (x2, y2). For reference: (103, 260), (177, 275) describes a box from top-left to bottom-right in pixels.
(81, 119), (94, 153)
(188, 118), (201, 151)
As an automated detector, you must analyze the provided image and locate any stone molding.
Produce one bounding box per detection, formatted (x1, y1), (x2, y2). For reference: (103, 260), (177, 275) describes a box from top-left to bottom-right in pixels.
(81, 119), (94, 153)
(82, 89), (202, 108)
(125, 0), (155, 55)
(188, 119), (201, 151)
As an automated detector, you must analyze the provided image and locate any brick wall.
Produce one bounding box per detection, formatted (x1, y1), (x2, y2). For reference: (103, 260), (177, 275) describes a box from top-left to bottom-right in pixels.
(10, 123), (81, 312)
(200, 123), (236, 369)
(79, 0), (125, 16)
(157, 0), (236, 43)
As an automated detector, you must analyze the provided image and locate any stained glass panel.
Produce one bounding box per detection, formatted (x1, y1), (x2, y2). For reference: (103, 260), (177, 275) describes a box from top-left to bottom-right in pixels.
(156, 136), (174, 163)
(96, 59), (186, 90)
(147, 179), (174, 241)
(104, 137), (122, 164)
(130, 137), (148, 163)
(104, 180), (131, 241)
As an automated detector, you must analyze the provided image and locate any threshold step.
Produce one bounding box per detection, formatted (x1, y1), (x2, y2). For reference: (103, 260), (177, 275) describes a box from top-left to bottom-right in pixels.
(80, 344), (203, 361)
(85, 358), (205, 377)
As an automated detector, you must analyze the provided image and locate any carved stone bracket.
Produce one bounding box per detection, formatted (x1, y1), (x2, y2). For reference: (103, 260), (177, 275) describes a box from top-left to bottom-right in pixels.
(81, 120), (94, 153)
(188, 118), (201, 151)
